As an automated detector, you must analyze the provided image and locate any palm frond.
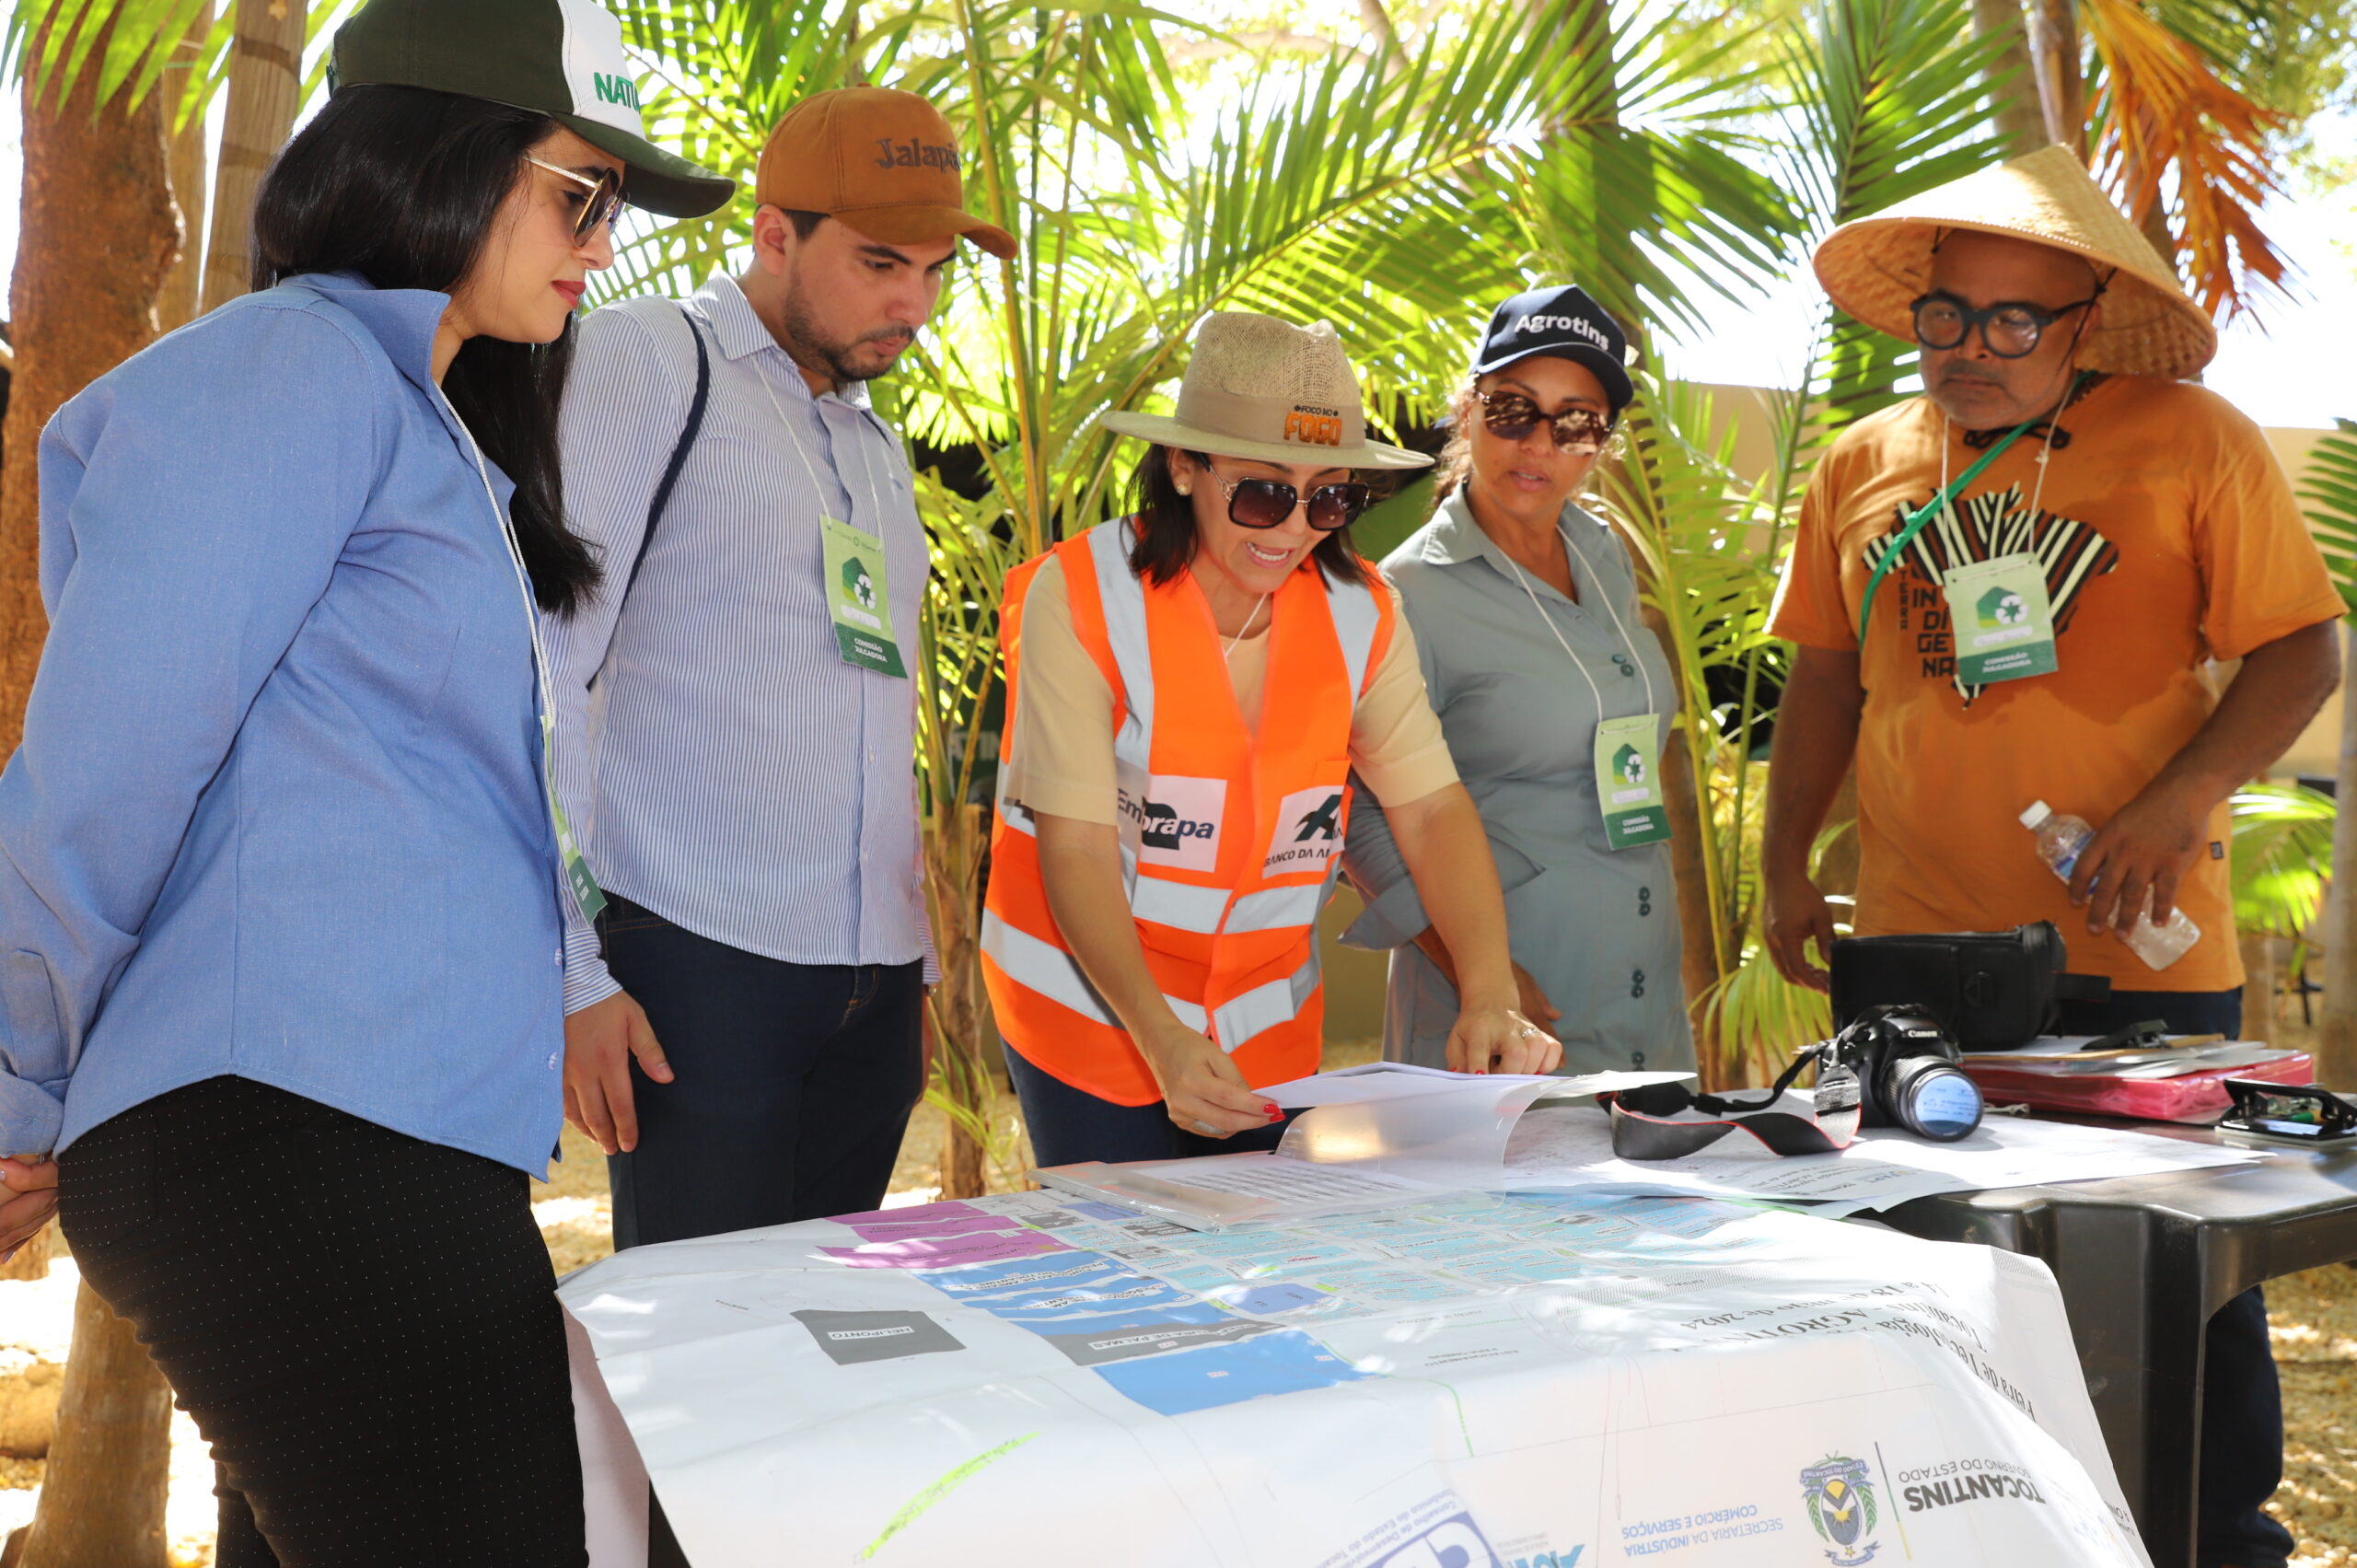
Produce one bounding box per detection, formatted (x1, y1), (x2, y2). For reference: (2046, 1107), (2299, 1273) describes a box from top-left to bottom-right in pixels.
(2297, 417), (2357, 618)
(2082, 0), (2292, 323)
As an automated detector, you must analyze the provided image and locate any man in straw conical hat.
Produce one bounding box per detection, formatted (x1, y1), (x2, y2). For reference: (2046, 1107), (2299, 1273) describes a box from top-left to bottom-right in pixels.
(1763, 143), (2340, 1568)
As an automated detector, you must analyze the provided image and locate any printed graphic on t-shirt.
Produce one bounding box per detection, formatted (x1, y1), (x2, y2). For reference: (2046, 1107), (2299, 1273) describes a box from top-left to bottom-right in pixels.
(1262, 784), (1347, 879)
(1118, 774), (1226, 872)
(1862, 481), (2118, 704)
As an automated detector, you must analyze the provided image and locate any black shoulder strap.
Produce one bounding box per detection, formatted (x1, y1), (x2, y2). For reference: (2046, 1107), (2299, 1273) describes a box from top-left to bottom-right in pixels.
(621, 303), (712, 598)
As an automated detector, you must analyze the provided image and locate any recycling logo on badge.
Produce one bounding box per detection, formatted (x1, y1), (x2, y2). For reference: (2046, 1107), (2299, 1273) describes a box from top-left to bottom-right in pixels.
(1612, 743), (1646, 789)
(842, 556), (877, 611)
(1800, 1455), (1882, 1565)
(1977, 584), (2026, 630)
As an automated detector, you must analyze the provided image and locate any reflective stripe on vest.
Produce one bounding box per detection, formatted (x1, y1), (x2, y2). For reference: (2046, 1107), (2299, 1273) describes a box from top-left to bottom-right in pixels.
(980, 912), (1210, 1035)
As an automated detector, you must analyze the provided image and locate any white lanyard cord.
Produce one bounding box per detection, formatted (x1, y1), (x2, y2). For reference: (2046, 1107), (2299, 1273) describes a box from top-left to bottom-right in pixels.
(1562, 523), (1656, 715)
(753, 352), (890, 534)
(1502, 523), (1655, 718)
(1222, 594), (1267, 663)
(1936, 406), (2067, 557)
(439, 390), (561, 741)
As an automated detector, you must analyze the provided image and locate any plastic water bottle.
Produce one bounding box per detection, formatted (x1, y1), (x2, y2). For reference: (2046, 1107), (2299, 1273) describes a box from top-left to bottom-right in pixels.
(2018, 800), (2200, 971)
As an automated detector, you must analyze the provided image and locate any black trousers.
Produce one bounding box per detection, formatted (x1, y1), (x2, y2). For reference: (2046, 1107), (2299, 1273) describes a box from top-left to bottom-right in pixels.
(598, 897), (926, 1248)
(58, 1075), (585, 1568)
(2056, 987), (2291, 1568)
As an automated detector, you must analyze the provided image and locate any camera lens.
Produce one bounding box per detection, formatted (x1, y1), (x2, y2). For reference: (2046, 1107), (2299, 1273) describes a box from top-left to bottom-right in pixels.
(1883, 1056), (1984, 1141)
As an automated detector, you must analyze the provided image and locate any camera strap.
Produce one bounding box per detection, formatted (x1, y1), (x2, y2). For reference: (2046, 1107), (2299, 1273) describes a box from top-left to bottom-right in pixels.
(1600, 1045), (1864, 1161)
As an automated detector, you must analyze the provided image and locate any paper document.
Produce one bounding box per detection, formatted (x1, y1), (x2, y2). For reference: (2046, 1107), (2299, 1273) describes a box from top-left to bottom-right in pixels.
(1260, 1062), (1687, 1109)
(1277, 1069), (1689, 1176)
(1259, 1062), (1552, 1108)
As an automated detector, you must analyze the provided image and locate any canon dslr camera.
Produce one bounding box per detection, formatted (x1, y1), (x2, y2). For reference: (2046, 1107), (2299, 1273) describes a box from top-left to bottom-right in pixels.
(1817, 1005), (1983, 1142)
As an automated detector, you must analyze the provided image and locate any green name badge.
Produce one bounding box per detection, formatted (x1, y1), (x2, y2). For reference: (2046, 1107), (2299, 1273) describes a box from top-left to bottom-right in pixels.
(822, 516), (907, 679)
(1941, 551), (2058, 685)
(1594, 713), (1670, 850)
(541, 712), (605, 920)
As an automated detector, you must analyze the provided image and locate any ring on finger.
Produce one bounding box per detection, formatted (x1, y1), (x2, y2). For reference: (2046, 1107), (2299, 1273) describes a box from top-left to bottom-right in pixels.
(1190, 1119), (1222, 1136)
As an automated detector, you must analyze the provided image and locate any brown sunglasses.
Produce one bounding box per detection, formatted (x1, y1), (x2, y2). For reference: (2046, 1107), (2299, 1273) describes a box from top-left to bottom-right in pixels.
(1476, 390), (1614, 453)
(528, 157), (625, 243)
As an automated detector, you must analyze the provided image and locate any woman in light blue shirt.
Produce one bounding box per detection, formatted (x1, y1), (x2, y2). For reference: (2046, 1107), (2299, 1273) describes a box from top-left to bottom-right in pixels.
(1344, 286), (1696, 1075)
(0, 0), (729, 1560)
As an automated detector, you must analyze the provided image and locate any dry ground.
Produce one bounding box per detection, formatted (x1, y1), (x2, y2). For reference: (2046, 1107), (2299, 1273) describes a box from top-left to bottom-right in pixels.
(4, 1034), (2355, 1564)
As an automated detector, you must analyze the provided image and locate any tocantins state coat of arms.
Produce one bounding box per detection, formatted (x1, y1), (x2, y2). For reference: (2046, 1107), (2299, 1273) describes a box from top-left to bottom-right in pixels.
(1800, 1455), (1881, 1564)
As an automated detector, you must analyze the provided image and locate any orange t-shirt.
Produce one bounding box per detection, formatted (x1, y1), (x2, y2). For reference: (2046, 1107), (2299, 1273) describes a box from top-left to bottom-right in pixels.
(1770, 375), (2343, 993)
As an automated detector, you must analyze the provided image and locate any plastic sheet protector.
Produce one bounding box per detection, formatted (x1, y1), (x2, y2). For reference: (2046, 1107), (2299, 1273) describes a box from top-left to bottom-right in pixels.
(563, 1189), (2153, 1568)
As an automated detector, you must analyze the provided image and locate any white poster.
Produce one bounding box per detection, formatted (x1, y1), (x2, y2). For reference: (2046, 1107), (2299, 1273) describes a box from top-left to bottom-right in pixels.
(563, 1190), (2148, 1568)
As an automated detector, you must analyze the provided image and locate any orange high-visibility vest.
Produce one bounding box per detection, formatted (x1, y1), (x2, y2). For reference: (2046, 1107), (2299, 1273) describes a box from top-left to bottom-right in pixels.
(980, 518), (1395, 1106)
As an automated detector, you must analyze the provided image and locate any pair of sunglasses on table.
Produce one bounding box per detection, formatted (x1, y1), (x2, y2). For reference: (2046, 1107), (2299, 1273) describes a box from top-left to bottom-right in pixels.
(528, 156), (625, 243)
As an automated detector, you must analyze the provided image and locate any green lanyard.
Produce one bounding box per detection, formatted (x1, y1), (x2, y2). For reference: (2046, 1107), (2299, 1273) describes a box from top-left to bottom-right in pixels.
(1853, 374), (2089, 645)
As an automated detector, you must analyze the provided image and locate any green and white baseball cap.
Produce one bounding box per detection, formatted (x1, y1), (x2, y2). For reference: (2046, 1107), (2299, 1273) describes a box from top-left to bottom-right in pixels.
(331, 0), (736, 218)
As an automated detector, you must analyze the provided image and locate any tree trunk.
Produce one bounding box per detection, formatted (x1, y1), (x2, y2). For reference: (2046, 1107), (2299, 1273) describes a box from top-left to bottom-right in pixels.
(2316, 624), (2357, 1085)
(157, 0), (215, 332)
(2239, 931), (2275, 1045)
(1969, 0), (2046, 154)
(18, 1283), (174, 1568)
(925, 803), (997, 1199)
(3, 42), (180, 1564)
(1665, 740), (1734, 1088)
(3, 39), (178, 749)
(2024, 0), (2085, 157)
(200, 0), (306, 313)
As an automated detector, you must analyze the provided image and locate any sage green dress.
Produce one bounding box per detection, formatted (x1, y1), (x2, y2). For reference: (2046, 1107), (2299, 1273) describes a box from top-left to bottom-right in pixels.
(1341, 491), (1696, 1074)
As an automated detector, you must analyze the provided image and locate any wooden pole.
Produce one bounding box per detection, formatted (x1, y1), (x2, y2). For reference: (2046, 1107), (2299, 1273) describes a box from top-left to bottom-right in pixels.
(1968, 0), (2046, 154)
(199, 0), (306, 312)
(17, 1284), (175, 1568)
(157, 0), (215, 332)
(2316, 624), (2357, 1085)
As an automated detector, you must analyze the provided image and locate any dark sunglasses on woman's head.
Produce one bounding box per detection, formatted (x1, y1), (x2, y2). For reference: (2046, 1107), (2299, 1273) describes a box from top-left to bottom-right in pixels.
(527, 157), (625, 244)
(1204, 467), (1371, 532)
(1909, 291), (2097, 358)
(1475, 390), (1613, 453)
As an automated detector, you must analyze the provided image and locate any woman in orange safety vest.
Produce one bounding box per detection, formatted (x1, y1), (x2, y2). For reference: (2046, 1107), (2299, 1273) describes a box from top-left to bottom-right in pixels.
(981, 311), (1560, 1167)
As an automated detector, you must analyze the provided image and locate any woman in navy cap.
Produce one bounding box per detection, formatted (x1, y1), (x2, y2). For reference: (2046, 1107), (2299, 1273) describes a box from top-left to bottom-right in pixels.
(1341, 285), (1696, 1075)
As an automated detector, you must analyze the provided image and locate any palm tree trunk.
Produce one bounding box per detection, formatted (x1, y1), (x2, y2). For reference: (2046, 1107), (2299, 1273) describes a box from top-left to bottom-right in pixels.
(2024, 0), (2085, 156)
(925, 803), (994, 1198)
(1969, 0), (2046, 153)
(200, 0), (306, 313)
(1660, 732), (1728, 1086)
(3, 28), (179, 750)
(2239, 931), (2275, 1045)
(1, 31), (180, 1555)
(2316, 624), (2357, 1083)
(157, 0), (215, 332)
(17, 1284), (175, 1568)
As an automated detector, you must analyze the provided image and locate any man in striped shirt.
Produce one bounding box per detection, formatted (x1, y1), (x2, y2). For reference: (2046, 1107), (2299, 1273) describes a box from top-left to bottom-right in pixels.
(549, 87), (1017, 1253)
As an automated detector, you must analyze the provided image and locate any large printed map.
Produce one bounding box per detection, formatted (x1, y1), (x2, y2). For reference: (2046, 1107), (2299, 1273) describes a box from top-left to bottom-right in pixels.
(562, 1187), (2152, 1568)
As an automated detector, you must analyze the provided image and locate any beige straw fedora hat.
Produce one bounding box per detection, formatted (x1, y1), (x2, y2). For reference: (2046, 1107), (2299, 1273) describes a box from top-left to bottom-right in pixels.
(1812, 144), (2215, 380)
(1103, 311), (1434, 470)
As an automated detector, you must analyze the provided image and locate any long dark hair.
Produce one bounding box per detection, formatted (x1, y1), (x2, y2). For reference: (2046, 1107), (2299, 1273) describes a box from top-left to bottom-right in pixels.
(1124, 446), (1374, 589)
(253, 84), (598, 614)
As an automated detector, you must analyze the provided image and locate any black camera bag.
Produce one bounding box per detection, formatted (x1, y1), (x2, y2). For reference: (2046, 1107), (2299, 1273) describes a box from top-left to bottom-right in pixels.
(1829, 922), (2109, 1051)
